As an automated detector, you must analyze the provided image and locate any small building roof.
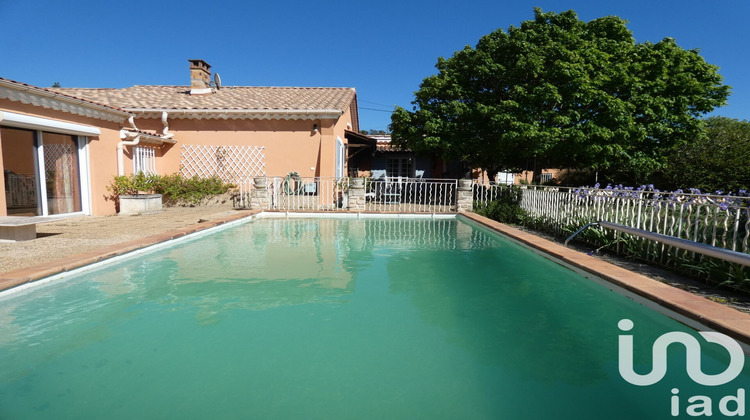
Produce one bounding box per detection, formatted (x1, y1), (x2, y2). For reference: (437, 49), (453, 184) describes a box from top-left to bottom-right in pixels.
(51, 85), (357, 120)
(344, 130), (377, 148)
(369, 134), (412, 152)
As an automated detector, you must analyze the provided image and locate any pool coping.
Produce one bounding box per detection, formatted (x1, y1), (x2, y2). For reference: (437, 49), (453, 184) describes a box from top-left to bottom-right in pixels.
(459, 212), (750, 345)
(0, 209), (261, 293)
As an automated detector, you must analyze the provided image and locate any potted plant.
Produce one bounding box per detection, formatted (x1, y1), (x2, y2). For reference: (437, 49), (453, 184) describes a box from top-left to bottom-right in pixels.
(350, 177), (365, 188)
(108, 173), (163, 215)
(458, 178), (473, 189)
(253, 176), (268, 189)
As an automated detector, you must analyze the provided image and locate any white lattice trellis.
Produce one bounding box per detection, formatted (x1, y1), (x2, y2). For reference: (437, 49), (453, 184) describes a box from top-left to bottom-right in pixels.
(180, 145), (266, 182)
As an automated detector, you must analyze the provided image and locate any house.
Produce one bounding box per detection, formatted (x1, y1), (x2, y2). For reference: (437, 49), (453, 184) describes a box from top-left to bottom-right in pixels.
(349, 134), (449, 179)
(0, 60), (360, 217)
(493, 169), (561, 185)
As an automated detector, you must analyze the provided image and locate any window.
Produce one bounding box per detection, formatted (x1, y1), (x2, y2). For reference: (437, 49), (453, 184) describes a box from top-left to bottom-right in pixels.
(133, 145), (157, 175)
(540, 173), (553, 183)
(496, 172), (514, 185)
(386, 157), (413, 178)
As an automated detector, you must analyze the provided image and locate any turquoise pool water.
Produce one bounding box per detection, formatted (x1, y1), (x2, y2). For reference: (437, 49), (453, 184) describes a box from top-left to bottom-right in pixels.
(0, 217), (748, 419)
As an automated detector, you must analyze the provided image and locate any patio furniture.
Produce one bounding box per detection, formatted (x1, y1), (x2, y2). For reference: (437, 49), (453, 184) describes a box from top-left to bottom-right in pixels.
(380, 177), (404, 203)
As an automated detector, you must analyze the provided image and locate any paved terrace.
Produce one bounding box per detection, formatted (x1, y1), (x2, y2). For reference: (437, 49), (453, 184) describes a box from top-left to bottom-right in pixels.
(0, 206), (257, 286)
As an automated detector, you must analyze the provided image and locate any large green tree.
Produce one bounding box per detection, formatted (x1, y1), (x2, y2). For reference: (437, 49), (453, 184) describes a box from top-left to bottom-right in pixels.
(659, 117), (750, 193)
(390, 8), (729, 182)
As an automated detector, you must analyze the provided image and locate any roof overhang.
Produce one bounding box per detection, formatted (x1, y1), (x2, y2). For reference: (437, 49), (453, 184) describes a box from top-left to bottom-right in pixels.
(125, 108), (344, 121)
(344, 130), (377, 148)
(0, 79), (130, 123)
(0, 111), (102, 136)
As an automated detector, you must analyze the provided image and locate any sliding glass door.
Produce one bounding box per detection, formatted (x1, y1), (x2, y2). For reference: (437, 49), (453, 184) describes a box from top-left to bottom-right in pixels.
(42, 132), (82, 214)
(2, 127), (84, 216)
(1, 127), (39, 215)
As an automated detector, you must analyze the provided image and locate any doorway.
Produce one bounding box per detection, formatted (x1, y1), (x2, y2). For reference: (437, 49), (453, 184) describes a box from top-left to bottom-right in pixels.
(2, 127), (83, 216)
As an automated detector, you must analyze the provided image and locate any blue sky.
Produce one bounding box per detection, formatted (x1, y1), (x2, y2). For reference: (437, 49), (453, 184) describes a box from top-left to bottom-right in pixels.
(1, 0), (747, 131)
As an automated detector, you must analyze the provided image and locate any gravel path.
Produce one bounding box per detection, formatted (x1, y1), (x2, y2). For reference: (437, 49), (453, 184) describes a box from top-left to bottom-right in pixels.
(0, 206), (240, 275)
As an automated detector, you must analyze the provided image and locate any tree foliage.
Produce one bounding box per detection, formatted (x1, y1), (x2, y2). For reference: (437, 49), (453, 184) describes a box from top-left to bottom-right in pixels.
(390, 8), (729, 182)
(360, 129), (389, 135)
(659, 117), (750, 193)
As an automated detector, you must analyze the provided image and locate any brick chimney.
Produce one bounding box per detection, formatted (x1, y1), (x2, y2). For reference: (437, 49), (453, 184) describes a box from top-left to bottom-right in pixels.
(189, 59), (212, 95)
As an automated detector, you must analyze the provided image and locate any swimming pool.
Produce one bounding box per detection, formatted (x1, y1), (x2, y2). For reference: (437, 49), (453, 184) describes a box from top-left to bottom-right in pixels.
(0, 216), (747, 419)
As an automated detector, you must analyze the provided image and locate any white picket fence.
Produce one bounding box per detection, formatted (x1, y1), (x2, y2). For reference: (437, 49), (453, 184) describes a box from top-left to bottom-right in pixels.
(235, 176), (459, 213)
(473, 183), (750, 257)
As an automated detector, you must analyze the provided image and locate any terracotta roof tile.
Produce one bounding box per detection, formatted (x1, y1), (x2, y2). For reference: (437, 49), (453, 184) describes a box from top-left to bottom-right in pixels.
(376, 143), (410, 152)
(51, 85), (356, 113)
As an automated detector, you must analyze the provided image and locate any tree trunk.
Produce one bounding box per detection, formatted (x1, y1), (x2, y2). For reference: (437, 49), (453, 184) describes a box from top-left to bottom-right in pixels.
(531, 157), (542, 184)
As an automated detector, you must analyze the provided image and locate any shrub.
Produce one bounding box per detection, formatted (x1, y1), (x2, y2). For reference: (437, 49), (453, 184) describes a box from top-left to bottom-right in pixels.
(108, 173), (234, 204)
(107, 172), (159, 196)
(473, 188), (527, 224)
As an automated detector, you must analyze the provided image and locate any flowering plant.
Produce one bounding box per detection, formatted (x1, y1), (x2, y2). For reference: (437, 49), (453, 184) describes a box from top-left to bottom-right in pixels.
(573, 184), (750, 211)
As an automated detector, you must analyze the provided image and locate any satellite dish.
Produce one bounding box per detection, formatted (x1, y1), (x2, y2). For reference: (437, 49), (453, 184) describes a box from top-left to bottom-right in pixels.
(214, 73), (222, 90)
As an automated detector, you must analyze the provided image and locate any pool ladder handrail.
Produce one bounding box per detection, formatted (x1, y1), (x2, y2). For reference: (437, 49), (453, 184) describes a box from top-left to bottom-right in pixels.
(564, 220), (750, 267)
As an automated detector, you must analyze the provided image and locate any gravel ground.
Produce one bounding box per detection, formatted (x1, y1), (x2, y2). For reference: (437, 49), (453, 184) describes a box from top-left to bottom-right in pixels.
(0, 205), (240, 275)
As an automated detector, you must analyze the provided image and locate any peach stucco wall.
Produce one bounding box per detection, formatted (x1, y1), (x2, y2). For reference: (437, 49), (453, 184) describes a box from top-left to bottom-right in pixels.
(1, 94), (358, 216)
(132, 101), (356, 180)
(0, 99), (124, 216)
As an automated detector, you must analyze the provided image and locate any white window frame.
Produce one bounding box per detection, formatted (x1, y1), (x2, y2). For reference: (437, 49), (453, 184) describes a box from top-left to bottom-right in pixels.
(78, 136), (92, 215)
(1, 112), (96, 216)
(386, 156), (414, 178)
(335, 137), (345, 179)
(496, 171), (514, 185)
(36, 131), (87, 216)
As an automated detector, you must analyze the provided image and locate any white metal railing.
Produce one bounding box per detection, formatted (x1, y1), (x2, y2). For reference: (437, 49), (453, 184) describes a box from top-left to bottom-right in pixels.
(234, 176), (459, 213)
(566, 221), (750, 267)
(235, 177), (253, 209)
(365, 177), (457, 213)
(271, 176), (349, 211)
(133, 145), (157, 175)
(473, 183), (750, 256)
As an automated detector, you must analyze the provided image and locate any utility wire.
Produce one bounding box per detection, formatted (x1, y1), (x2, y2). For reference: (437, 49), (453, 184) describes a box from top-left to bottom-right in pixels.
(359, 99), (393, 108)
(360, 107), (393, 113)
